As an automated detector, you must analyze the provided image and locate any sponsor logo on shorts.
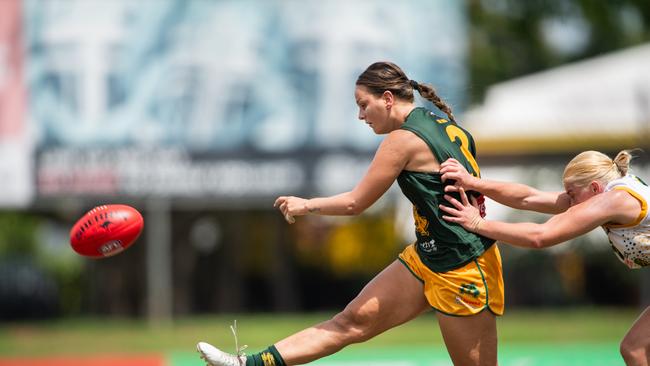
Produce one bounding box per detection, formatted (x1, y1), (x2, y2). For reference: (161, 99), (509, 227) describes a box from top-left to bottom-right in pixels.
(455, 295), (482, 309)
(459, 283), (480, 298)
(455, 283), (483, 310)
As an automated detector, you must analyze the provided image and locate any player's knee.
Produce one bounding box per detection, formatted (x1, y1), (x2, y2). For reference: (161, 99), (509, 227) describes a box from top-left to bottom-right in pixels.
(332, 306), (378, 343)
(620, 337), (647, 364)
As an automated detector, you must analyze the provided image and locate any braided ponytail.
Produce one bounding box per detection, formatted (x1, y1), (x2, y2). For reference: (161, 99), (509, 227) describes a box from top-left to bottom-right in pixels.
(412, 81), (456, 122)
(356, 62), (456, 122)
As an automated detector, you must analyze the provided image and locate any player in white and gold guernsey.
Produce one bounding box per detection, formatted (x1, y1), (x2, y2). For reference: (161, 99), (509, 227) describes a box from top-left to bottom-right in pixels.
(604, 174), (650, 269)
(438, 150), (650, 366)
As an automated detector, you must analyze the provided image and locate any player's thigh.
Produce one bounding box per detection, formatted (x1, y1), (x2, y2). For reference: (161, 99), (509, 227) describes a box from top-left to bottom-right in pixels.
(436, 310), (497, 366)
(341, 260), (430, 331)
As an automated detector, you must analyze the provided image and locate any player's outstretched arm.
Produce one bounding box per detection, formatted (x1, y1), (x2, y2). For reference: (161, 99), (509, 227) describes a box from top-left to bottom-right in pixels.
(440, 158), (570, 214)
(274, 130), (411, 223)
(440, 187), (634, 248)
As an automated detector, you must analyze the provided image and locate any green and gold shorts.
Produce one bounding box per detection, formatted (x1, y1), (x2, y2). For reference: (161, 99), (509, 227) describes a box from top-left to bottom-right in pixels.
(398, 243), (504, 316)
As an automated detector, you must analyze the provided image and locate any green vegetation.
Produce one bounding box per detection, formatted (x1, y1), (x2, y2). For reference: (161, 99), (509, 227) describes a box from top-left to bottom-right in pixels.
(469, 0), (650, 102)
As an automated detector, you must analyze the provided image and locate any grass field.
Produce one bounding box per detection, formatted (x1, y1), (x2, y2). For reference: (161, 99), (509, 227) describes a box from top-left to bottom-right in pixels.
(0, 307), (638, 365)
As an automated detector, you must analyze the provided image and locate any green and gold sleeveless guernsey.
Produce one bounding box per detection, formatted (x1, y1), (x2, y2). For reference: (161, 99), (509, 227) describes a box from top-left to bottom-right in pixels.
(397, 107), (495, 272)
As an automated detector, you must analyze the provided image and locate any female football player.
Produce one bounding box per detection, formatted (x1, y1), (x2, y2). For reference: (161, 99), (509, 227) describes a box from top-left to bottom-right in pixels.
(197, 61), (503, 366)
(439, 150), (650, 366)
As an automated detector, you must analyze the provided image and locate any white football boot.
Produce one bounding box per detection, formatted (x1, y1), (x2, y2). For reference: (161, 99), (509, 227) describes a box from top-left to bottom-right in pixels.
(198, 320), (248, 366)
(197, 342), (246, 366)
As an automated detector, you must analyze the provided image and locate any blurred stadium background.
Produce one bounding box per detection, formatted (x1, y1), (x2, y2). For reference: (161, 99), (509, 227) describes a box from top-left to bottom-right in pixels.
(0, 0), (649, 365)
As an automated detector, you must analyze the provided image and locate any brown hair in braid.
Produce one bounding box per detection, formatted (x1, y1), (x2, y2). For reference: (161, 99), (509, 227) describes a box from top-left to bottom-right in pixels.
(413, 82), (456, 122)
(356, 61), (456, 121)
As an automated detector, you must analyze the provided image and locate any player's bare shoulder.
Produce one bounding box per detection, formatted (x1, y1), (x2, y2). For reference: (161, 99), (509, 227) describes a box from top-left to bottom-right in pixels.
(386, 129), (427, 152)
(386, 129), (438, 171)
(375, 129), (414, 161)
(584, 188), (642, 226)
(607, 188), (645, 215)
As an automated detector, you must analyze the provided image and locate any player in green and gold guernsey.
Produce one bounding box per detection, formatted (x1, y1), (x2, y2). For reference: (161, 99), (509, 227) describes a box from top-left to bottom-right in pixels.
(197, 61), (504, 366)
(397, 107), (495, 272)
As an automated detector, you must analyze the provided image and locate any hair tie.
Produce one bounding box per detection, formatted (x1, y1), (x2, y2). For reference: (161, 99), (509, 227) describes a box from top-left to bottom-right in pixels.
(409, 80), (419, 90)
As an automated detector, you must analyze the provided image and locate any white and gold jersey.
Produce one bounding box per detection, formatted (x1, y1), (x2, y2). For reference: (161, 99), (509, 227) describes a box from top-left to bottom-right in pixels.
(603, 175), (650, 269)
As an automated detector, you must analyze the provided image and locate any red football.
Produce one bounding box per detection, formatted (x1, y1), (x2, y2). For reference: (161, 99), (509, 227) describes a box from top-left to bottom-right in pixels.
(70, 204), (144, 258)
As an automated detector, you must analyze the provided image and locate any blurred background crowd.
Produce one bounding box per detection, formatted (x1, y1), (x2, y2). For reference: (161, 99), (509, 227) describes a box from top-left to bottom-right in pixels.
(0, 0), (649, 324)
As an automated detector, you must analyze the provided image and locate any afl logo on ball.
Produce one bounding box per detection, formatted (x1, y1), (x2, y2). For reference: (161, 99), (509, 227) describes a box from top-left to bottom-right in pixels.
(99, 240), (124, 256)
(69, 204), (144, 258)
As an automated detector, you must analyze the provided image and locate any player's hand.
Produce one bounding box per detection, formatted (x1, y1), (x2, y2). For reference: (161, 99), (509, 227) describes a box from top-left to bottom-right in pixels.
(440, 158), (479, 192)
(439, 187), (484, 232)
(273, 196), (309, 224)
(443, 186), (481, 209)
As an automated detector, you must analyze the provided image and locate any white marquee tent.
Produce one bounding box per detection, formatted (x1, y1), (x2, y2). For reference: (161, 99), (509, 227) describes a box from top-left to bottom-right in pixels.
(462, 43), (650, 156)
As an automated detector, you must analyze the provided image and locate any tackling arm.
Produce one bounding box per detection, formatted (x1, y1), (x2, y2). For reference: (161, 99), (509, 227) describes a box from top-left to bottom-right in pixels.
(440, 188), (637, 248)
(440, 158), (570, 214)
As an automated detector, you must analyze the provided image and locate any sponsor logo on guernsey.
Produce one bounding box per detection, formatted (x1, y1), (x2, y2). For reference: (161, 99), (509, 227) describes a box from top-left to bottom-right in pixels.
(476, 194), (487, 218)
(413, 206), (429, 236)
(634, 258), (650, 267)
(419, 239), (437, 253)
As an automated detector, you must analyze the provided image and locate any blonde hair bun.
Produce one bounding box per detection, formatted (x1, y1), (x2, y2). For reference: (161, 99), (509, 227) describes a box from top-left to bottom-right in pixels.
(563, 150), (635, 187)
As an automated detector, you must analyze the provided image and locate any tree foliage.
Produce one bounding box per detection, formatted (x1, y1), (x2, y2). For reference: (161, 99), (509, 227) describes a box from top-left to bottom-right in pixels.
(468, 0), (650, 102)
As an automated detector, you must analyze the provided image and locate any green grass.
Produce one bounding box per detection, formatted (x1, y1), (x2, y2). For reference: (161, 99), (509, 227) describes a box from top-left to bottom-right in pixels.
(0, 307), (638, 357)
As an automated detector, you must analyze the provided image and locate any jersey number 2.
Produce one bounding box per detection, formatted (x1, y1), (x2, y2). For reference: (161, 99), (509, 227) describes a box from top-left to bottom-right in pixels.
(445, 125), (480, 176)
